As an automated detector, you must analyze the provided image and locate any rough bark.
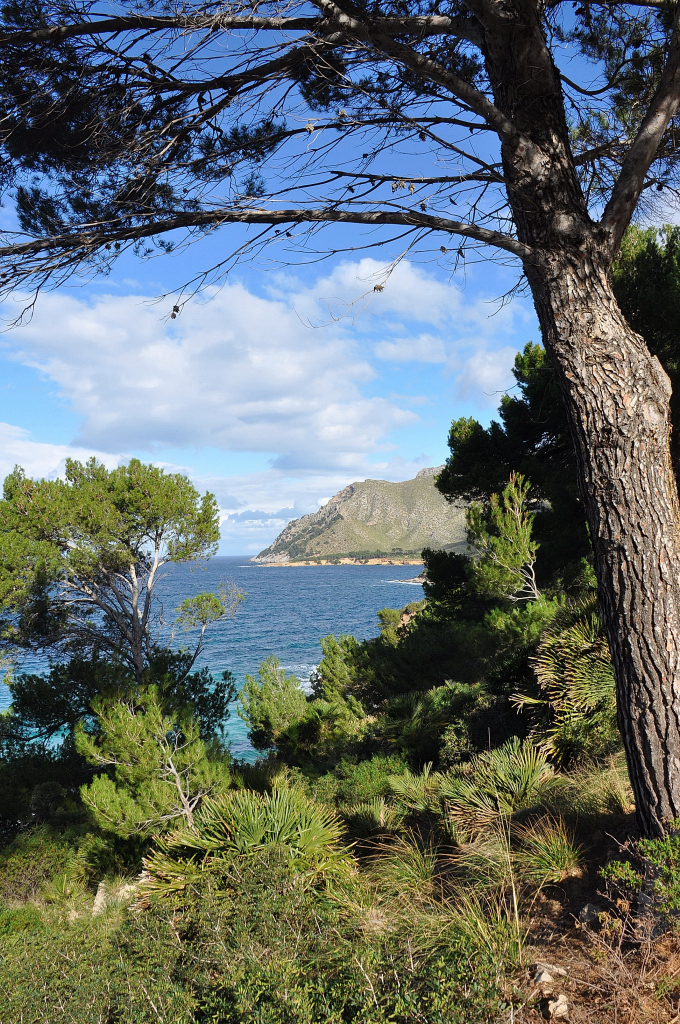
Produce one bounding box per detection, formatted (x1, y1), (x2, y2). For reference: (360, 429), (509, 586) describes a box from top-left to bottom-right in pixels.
(529, 254), (680, 836)
(478, 4), (680, 835)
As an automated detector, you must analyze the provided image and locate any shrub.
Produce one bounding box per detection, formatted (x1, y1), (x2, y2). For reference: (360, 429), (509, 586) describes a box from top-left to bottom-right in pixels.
(369, 832), (440, 902)
(0, 826), (74, 904)
(342, 796), (404, 839)
(76, 687), (230, 839)
(379, 681), (489, 761)
(139, 788), (354, 903)
(0, 856), (505, 1024)
(238, 656), (308, 751)
(0, 904), (44, 938)
(439, 738), (554, 839)
(388, 762), (445, 813)
(602, 819), (680, 917)
(313, 754), (408, 809)
(514, 595), (619, 763)
(0, 916), (195, 1024)
(513, 816), (583, 883)
(134, 856), (506, 1024)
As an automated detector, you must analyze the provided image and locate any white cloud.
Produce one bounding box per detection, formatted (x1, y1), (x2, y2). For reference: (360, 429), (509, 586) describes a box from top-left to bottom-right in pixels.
(197, 452), (435, 514)
(2, 284), (415, 466)
(374, 334), (447, 363)
(285, 258), (532, 339)
(0, 422), (121, 484)
(0, 259), (537, 550)
(218, 514), (298, 555)
(2, 261), (533, 469)
(453, 346), (519, 406)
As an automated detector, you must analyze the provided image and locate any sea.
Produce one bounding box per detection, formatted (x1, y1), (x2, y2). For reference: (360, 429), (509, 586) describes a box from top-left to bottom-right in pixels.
(0, 556), (424, 761)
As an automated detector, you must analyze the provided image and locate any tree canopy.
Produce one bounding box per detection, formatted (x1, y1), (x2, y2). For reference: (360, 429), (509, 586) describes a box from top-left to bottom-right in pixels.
(0, 457), (229, 679)
(0, 2), (677, 301)
(4, 2), (680, 834)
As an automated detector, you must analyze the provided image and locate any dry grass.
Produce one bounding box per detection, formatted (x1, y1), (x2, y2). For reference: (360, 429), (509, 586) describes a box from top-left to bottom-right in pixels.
(508, 926), (680, 1022)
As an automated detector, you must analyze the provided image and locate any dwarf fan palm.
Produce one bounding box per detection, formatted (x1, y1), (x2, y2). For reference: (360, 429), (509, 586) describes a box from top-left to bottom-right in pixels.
(439, 738), (554, 838)
(388, 763), (445, 813)
(513, 596), (617, 761)
(139, 788), (353, 902)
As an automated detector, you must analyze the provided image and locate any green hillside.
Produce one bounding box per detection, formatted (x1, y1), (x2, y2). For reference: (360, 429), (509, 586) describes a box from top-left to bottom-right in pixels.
(253, 467), (468, 563)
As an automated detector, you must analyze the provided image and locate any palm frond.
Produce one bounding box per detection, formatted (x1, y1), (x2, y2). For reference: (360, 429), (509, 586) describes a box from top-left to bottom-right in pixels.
(343, 797), (404, 838)
(388, 763), (445, 812)
(512, 816), (583, 884)
(513, 596), (617, 761)
(439, 739), (554, 837)
(138, 788), (354, 903)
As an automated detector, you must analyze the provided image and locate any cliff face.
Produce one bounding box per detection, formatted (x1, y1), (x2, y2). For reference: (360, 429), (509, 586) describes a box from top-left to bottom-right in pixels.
(252, 467), (468, 563)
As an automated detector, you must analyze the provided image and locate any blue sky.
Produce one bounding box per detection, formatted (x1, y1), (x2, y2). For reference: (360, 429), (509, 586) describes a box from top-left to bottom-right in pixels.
(0, 226), (538, 554)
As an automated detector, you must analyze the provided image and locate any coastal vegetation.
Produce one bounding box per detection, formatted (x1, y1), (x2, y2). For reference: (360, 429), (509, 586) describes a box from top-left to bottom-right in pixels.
(3, 230), (680, 1020)
(6, 1), (680, 842)
(3, 0), (680, 1006)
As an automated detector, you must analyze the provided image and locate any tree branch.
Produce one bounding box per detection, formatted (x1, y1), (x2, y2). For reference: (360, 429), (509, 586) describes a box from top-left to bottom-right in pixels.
(311, 0), (529, 150)
(0, 206), (533, 261)
(574, 0), (679, 9)
(601, 8), (680, 250)
(573, 141), (623, 167)
(0, 13), (483, 47)
(162, 748), (196, 826)
(330, 169), (505, 184)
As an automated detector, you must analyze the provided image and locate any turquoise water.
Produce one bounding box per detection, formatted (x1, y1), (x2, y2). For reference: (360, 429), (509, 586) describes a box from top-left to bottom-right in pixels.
(0, 556), (424, 760)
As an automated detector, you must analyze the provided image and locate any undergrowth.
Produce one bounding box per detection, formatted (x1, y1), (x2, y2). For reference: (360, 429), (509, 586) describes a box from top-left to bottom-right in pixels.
(1, 748), (664, 1024)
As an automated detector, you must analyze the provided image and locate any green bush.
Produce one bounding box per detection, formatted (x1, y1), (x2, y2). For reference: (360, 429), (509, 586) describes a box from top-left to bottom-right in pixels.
(312, 754), (408, 809)
(439, 738), (554, 838)
(0, 826), (76, 904)
(0, 852), (505, 1024)
(139, 787), (354, 903)
(76, 686), (231, 841)
(602, 819), (680, 916)
(239, 656), (309, 751)
(160, 858), (504, 1024)
(0, 904), (44, 938)
(239, 656), (367, 763)
(0, 916), (195, 1024)
(514, 595), (619, 763)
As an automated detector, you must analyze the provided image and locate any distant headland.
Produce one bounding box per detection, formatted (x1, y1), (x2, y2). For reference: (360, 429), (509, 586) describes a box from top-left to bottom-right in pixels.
(250, 466), (468, 566)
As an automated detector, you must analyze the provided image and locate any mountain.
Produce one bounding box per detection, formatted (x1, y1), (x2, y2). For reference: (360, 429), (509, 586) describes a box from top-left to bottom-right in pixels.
(252, 467), (468, 564)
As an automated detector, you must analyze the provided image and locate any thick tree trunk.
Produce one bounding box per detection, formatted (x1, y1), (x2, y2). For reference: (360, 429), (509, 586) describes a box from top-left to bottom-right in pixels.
(526, 252), (680, 837)
(476, 6), (680, 835)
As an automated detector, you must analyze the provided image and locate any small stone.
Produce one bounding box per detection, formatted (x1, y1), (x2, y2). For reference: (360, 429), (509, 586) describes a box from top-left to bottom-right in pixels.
(92, 881), (107, 916)
(578, 902), (601, 925)
(547, 992), (569, 1019)
(534, 968), (555, 987)
(533, 961), (567, 978)
(115, 883), (136, 902)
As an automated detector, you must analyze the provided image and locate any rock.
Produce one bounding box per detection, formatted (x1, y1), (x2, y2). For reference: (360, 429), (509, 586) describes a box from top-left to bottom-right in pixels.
(547, 992), (569, 1019)
(92, 881), (107, 916)
(532, 961), (567, 978)
(533, 968), (555, 987)
(579, 902), (601, 926)
(251, 471), (468, 564)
